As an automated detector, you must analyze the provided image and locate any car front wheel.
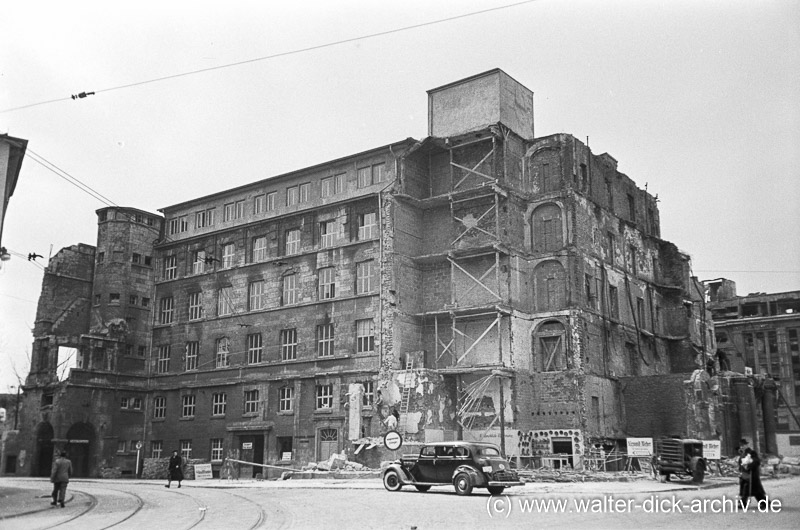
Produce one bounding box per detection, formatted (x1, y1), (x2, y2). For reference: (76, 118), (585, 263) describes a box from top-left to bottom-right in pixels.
(487, 486), (505, 495)
(453, 472), (473, 496)
(383, 470), (403, 492)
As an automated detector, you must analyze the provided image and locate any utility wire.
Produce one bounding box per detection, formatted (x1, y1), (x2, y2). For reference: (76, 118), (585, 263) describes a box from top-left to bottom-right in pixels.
(0, 0), (540, 114)
(26, 150), (117, 206)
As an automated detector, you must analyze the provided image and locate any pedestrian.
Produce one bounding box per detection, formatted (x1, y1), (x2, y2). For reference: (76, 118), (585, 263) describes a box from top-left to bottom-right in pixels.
(166, 450), (184, 488)
(737, 438), (766, 509)
(50, 451), (72, 508)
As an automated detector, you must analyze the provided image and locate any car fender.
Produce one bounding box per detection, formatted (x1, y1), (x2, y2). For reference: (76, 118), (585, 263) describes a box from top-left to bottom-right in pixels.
(384, 463), (415, 484)
(452, 465), (485, 487)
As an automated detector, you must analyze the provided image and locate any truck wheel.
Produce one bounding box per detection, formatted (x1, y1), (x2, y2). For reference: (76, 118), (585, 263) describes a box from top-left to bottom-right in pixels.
(383, 470), (403, 492)
(415, 485), (431, 492)
(487, 486), (505, 495)
(692, 465), (705, 484)
(454, 472), (473, 496)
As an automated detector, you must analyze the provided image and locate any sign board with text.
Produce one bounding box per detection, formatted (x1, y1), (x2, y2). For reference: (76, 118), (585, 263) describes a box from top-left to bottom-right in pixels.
(627, 437), (653, 456)
(194, 463), (213, 480)
(703, 440), (721, 460)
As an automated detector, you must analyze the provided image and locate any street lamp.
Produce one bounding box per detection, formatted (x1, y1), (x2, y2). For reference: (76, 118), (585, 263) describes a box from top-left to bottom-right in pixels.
(9, 385), (20, 430)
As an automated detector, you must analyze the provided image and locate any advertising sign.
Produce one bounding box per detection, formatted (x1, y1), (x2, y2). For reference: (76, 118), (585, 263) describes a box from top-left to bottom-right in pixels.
(703, 440), (721, 460)
(194, 463), (213, 480)
(627, 437), (653, 456)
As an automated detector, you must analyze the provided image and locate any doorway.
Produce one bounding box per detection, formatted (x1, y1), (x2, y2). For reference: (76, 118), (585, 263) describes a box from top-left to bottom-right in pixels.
(65, 422), (95, 477)
(238, 434), (265, 478)
(35, 422), (54, 477)
(551, 438), (574, 469)
(318, 428), (338, 461)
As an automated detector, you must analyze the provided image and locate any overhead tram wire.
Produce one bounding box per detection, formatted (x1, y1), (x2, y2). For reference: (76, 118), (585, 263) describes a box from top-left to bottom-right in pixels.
(0, 0), (541, 114)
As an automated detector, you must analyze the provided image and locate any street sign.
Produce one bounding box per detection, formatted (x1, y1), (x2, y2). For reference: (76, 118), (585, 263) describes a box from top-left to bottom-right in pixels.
(242, 442), (253, 450)
(627, 437), (653, 456)
(135, 441), (143, 450)
(384, 430), (403, 451)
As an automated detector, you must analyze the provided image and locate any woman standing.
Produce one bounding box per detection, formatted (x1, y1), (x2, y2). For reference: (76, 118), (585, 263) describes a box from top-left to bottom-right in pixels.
(166, 450), (184, 488)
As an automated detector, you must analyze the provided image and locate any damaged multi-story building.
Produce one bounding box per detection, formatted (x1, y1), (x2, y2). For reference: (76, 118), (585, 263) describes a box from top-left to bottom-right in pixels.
(705, 278), (800, 456)
(10, 69), (751, 479)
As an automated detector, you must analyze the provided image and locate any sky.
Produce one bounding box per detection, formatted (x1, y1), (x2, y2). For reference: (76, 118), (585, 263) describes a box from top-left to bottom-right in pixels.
(1, 0), (798, 392)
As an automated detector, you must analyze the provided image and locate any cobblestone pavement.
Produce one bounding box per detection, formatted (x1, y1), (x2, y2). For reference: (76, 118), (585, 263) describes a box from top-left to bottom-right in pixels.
(1, 474), (797, 529)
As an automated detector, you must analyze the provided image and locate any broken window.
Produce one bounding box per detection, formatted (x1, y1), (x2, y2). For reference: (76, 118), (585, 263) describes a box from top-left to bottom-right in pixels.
(358, 212), (377, 240)
(536, 321), (567, 371)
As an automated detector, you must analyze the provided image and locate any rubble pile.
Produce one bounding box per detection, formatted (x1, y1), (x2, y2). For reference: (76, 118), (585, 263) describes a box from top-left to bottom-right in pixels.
(302, 453), (373, 473)
(517, 468), (651, 483)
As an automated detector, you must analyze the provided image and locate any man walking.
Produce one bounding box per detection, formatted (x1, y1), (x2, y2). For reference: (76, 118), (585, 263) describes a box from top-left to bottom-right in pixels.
(50, 451), (72, 508)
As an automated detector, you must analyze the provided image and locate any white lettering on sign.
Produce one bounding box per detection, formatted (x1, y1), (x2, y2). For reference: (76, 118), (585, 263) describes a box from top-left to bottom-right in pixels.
(703, 440), (721, 460)
(242, 442), (253, 450)
(194, 463), (213, 480)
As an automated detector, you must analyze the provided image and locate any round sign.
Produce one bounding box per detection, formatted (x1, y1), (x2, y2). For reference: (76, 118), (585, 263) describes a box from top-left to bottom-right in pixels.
(135, 441), (143, 450)
(384, 430), (403, 451)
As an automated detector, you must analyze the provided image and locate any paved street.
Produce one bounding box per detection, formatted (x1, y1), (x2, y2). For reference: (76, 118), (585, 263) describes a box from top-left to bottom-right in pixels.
(1, 475), (798, 529)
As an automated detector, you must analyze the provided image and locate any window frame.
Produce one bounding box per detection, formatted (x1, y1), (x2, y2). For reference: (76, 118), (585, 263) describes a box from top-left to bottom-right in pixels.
(356, 319), (375, 354)
(247, 333), (263, 364)
(212, 392), (227, 416)
(244, 389), (260, 415)
(215, 337), (230, 369)
(279, 386), (294, 412)
(356, 260), (374, 294)
(185, 341), (199, 371)
(188, 292), (204, 321)
(181, 394), (196, 418)
(318, 267), (336, 300)
(285, 229), (301, 255)
(316, 323), (335, 357)
(280, 328), (298, 361)
(249, 280), (265, 311)
(157, 345), (170, 373)
(315, 384), (334, 410)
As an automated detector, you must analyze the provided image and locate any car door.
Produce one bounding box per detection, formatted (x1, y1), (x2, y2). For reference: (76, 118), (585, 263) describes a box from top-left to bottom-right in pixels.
(435, 445), (459, 482)
(414, 445), (438, 482)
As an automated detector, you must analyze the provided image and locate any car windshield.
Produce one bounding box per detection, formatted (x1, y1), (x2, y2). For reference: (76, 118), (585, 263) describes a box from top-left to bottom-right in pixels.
(479, 447), (501, 457)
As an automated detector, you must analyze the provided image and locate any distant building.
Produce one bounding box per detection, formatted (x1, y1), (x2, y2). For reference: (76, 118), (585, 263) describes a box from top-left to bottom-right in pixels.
(705, 278), (800, 455)
(14, 70), (758, 478)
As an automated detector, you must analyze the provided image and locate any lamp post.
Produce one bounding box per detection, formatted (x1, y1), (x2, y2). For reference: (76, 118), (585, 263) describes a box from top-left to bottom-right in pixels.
(10, 385), (20, 430)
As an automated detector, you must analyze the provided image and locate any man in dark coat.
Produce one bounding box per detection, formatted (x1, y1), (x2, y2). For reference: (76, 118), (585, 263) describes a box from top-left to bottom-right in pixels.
(166, 450), (184, 488)
(737, 438), (766, 509)
(50, 451), (72, 508)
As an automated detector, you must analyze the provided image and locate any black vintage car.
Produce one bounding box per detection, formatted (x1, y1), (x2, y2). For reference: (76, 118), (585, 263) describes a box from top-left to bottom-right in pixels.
(382, 441), (523, 496)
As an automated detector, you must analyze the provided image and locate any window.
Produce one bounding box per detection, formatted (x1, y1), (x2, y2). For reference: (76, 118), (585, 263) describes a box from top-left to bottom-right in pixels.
(249, 280), (265, 311)
(537, 321), (567, 372)
(286, 186), (298, 206)
(254, 194), (266, 214)
(188, 292), (204, 321)
(196, 208), (215, 228)
(356, 260), (374, 294)
(358, 212), (377, 240)
(534, 261), (566, 311)
(169, 215), (188, 235)
(121, 397), (130, 409)
(247, 333), (263, 364)
(163, 255), (177, 280)
(358, 163), (385, 188)
(218, 287), (234, 316)
(109, 293), (120, 304)
(97, 251), (105, 263)
(142, 297), (150, 308)
(211, 439), (224, 462)
(185, 341), (199, 371)
(318, 267), (336, 300)
(94, 294), (101, 305)
(151, 440), (163, 458)
(532, 204), (563, 252)
(132, 253), (141, 264)
(192, 250), (206, 274)
(607, 232), (616, 263)
(299, 183), (310, 203)
(252, 236), (268, 262)
(279, 387), (294, 412)
(321, 174), (344, 197)
(362, 381), (375, 407)
(266, 191), (276, 211)
(356, 319), (375, 353)
(282, 273), (299, 305)
(153, 397), (166, 419)
(244, 389), (259, 414)
(609, 285), (620, 319)
(224, 200), (245, 221)
(629, 245), (638, 275)
(216, 338), (230, 368)
(281, 328), (297, 361)
(212, 393), (227, 416)
(181, 395), (196, 418)
(316, 384), (333, 409)
(222, 243), (236, 268)
(285, 229), (300, 255)
(317, 323), (334, 357)
(628, 193), (636, 222)
(180, 440), (192, 459)
(637, 297), (645, 328)
(585, 274), (595, 309)
(320, 220), (336, 248)
(129, 294), (138, 305)
(138, 345), (146, 357)
(130, 397), (142, 410)
(144, 255), (152, 267)
(117, 441), (127, 453)
(157, 346), (170, 373)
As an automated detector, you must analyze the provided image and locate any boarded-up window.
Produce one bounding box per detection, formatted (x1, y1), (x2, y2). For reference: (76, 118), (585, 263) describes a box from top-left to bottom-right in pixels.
(536, 321), (567, 371)
(534, 260), (566, 311)
(532, 204), (563, 252)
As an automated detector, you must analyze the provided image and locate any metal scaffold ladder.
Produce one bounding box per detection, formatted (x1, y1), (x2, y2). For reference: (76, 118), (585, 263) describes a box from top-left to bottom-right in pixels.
(399, 357), (414, 433)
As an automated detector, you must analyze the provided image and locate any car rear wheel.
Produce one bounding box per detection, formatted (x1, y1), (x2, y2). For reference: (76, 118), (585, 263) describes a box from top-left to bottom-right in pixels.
(487, 486), (505, 495)
(415, 485), (431, 492)
(453, 472), (473, 496)
(383, 470), (403, 492)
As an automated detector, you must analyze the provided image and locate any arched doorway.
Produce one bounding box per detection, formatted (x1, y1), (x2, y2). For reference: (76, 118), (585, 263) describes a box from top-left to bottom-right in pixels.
(35, 422), (54, 477)
(65, 422), (96, 477)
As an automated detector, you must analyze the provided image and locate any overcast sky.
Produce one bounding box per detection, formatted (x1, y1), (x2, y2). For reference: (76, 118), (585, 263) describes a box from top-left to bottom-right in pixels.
(1, 0), (798, 392)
